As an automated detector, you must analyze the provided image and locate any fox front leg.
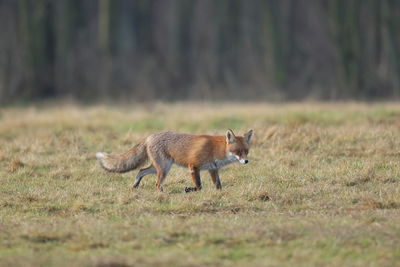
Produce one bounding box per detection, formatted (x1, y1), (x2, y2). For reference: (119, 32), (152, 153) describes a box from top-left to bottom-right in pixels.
(208, 169), (222, 190)
(185, 165), (202, 193)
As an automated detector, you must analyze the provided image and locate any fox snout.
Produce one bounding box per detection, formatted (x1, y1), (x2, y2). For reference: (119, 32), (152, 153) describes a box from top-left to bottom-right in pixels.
(239, 158), (249, 164)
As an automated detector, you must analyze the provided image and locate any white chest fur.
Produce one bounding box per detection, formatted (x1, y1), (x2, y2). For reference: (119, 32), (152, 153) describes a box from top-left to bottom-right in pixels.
(200, 153), (238, 170)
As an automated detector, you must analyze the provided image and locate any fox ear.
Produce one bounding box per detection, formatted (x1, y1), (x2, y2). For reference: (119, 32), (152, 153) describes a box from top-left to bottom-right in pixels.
(244, 129), (253, 143)
(226, 129), (236, 143)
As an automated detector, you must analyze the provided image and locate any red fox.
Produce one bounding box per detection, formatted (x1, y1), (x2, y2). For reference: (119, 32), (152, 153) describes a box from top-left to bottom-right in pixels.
(96, 129), (253, 192)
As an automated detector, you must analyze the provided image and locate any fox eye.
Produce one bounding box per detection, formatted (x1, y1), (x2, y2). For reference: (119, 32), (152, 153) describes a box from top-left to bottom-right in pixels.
(244, 149), (249, 154)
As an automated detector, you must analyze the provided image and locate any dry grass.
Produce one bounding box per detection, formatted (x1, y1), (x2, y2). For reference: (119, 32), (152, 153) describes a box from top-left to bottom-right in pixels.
(1, 102), (400, 266)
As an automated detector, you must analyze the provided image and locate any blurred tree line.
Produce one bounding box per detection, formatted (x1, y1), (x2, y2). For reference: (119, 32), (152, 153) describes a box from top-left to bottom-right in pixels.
(1, 0), (400, 103)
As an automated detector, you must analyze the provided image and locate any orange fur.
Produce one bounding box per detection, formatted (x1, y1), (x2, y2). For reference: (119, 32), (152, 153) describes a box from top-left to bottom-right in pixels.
(97, 129), (253, 192)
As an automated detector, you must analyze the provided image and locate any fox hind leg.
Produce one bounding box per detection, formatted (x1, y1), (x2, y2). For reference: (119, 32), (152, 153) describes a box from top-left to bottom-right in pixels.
(133, 165), (156, 189)
(154, 163), (172, 192)
(148, 155), (172, 192)
(145, 148), (173, 192)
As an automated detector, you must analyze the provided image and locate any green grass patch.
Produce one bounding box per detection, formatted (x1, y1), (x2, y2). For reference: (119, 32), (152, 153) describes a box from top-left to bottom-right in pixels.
(208, 116), (246, 130)
(1, 103), (400, 266)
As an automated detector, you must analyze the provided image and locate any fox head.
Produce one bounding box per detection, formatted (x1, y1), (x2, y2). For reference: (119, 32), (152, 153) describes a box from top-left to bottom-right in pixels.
(226, 129), (253, 164)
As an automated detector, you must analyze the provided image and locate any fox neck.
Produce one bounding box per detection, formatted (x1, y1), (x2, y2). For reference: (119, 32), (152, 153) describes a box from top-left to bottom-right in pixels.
(200, 150), (237, 170)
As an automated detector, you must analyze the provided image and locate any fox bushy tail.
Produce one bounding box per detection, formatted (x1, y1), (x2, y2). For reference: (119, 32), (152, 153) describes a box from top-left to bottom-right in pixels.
(96, 142), (147, 173)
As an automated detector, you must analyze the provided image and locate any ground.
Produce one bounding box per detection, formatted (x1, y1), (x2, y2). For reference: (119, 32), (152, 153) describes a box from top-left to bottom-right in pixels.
(0, 102), (399, 266)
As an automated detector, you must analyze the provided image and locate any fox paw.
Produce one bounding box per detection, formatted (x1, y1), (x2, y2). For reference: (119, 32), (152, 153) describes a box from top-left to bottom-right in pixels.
(184, 187), (198, 193)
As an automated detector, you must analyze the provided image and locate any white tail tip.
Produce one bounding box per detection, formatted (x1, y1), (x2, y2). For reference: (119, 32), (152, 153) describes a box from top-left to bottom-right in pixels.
(96, 152), (105, 159)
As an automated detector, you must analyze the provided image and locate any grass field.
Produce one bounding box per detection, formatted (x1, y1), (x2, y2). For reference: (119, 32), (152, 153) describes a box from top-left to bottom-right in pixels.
(1, 103), (400, 266)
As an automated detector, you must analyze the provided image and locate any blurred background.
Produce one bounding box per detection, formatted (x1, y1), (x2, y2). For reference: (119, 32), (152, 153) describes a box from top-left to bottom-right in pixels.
(1, 0), (400, 104)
